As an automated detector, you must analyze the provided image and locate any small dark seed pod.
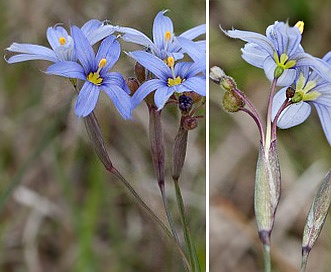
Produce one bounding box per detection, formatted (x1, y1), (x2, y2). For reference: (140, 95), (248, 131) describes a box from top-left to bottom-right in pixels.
(286, 87), (296, 99)
(179, 95), (193, 113)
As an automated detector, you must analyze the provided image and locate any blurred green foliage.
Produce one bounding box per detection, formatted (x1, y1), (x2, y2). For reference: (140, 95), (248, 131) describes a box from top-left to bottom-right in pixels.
(0, 0), (206, 271)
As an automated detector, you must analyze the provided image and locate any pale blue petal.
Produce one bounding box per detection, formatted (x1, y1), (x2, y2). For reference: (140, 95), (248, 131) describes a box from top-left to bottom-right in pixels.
(323, 51), (331, 64)
(174, 62), (192, 78)
(168, 52), (184, 60)
(263, 56), (296, 86)
(180, 24), (206, 40)
(6, 43), (58, 63)
(82, 19), (118, 45)
(52, 35), (76, 62)
(6, 53), (56, 63)
(154, 85), (174, 110)
(127, 51), (170, 80)
(96, 35), (120, 71)
(314, 95), (331, 107)
(75, 82), (100, 117)
(266, 22), (301, 57)
(46, 61), (86, 80)
(314, 104), (331, 145)
(241, 43), (267, 68)
(119, 26), (154, 46)
(46, 26), (70, 51)
(181, 76), (206, 96)
(71, 26), (96, 73)
(175, 37), (204, 62)
(102, 85), (132, 119)
(223, 26), (274, 56)
(195, 40), (206, 50)
(276, 69), (297, 86)
(103, 72), (130, 94)
(119, 26), (161, 55)
(294, 53), (331, 83)
(153, 10), (174, 50)
(81, 19), (102, 36)
(131, 79), (165, 109)
(185, 61), (206, 78)
(276, 102), (311, 129)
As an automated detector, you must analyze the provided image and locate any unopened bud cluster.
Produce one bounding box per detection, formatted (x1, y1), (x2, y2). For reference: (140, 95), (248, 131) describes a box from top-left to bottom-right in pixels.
(210, 66), (245, 113)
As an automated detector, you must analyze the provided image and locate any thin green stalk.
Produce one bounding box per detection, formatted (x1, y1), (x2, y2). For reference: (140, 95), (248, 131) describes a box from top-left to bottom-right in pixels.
(111, 168), (172, 238)
(262, 244), (271, 272)
(159, 185), (181, 245)
(159, 184), (190, 272)
(174, 179), (201, 272)
(300, 251), (308, 272)
(147, 105), (189, 270)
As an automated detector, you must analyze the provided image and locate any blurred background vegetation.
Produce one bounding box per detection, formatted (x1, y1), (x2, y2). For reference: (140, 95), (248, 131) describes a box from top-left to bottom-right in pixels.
(210, 0), (331, 271)
(0, 0), (206, 271)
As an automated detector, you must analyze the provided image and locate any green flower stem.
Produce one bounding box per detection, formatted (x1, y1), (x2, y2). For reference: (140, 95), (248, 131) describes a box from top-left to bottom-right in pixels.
(233, 88), (265, 144)
(147, 105), (188, 269)
(265, 78), (278, 152)
(262, 244), (271, 272)
(300, 250), (308, 272)
(174, 178), (201, 272)
(159, 184), (181, 246)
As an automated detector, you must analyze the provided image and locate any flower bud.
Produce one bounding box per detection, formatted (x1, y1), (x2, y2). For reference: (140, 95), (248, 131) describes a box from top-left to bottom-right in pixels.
(222, 90), (245, 113)
(302, 170), (331, 258)
(210, 66), (237, 91)
(84, 112), (113, 171)
(210, 66), (226, 84)
(172, 123), (188, 181)
(182, 116), (199, 131)
(125, 77), (140, 95)
(254, 140), (281, 245)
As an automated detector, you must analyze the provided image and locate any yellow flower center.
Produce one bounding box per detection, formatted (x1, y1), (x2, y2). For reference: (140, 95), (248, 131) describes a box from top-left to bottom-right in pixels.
(274, 52), (297, 69)
(86, 58), (107, 86)
(59, 37), (66, 45)
(292, 72), (321, 103)
(168, 76), (182, 87)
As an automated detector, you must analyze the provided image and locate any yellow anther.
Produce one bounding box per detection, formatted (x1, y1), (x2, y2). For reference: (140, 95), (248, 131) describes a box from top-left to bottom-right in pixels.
(168, 76), (182, 87)
(164, 31), (172, 42)
(59, 37), (66, 45)
(167, 56), (175, 68)
(295, 21), (304, 34)
(98, 58), (107, 68)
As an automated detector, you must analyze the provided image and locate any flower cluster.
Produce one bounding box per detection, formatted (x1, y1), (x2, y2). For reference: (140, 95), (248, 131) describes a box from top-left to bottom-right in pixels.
(223, 21), (331, 145)
(215, 19), (331, 272)
(5, 11), (206, 118)
(123, 10), (206, 110)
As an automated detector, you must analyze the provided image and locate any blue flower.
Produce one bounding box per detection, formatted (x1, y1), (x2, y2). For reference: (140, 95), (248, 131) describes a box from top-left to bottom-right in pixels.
(128, 50), (205, 110)
(224, 21), (331, 86)
(272, 53), (331, 145)
(6, 19), (118, 64)
(120, 10), (206, 61)
(46, 26), (132, 119)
